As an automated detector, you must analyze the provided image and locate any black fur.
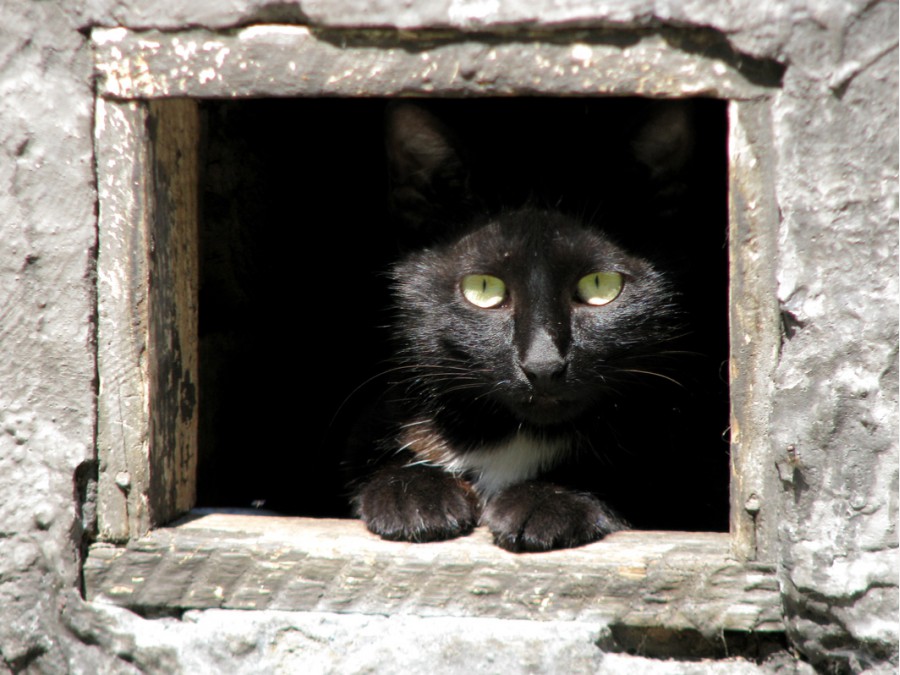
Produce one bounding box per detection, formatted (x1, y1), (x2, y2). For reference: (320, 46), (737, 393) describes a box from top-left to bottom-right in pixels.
(349, 101), (712, 552)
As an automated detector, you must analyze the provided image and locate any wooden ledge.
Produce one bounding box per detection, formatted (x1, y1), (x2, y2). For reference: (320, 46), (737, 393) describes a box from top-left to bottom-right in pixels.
(92, 26), (777, 101)
(84, 511), (781, 637)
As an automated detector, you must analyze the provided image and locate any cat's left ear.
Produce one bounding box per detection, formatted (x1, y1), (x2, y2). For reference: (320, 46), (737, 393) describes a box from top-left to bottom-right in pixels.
(385, 103), (476, 241)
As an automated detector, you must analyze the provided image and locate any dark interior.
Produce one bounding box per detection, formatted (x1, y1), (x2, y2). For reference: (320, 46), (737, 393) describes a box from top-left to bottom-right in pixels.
(196, 97), (731, 531)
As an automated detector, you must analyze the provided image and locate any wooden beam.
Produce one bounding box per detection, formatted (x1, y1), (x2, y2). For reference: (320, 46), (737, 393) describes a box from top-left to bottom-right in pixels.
(147, 99), (200, 528)
(728, 100), (781, 562)
(85, 513), (783, 637)
(92, 26), (778, 101)
(95, 99), (199, 542)
(96, 99), (154, 543)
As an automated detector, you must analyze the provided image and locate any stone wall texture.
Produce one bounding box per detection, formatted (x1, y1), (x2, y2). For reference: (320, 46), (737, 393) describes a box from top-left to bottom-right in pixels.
(0, 0), (896, 673)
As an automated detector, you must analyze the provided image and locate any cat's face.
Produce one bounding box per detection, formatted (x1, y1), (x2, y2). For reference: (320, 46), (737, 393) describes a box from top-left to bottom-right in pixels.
(393, 207), (677, 427)
(385, 102), (689, 431)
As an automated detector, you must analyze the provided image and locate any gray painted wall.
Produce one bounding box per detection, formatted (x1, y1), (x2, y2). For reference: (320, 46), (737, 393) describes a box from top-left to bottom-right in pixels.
(0, 0), (896, 672)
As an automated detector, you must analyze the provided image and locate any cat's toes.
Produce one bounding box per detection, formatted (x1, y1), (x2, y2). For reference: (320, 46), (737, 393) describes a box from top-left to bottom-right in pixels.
(481, 482), (627, 553)
(354, 465), (479, 542)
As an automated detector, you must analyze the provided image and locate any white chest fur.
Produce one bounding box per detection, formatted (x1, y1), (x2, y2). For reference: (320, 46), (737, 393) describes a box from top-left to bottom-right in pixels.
(438, 432), (570, 496)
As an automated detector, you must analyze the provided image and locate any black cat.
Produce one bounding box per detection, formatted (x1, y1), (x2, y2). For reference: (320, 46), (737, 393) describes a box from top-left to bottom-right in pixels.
(348, 101), (713, 552)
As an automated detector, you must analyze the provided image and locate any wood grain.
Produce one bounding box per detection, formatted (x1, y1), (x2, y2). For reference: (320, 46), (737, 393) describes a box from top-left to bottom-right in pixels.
(93, 26), (778, 101)
(728, 100), (781, 562)
(85, 513), (782, 637)
(95, 99), (153, 543)
(95, 99), (199, 542)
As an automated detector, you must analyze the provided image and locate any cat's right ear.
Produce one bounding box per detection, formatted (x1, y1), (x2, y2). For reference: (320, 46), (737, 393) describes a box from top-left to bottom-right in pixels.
(385, 103), (474, 241)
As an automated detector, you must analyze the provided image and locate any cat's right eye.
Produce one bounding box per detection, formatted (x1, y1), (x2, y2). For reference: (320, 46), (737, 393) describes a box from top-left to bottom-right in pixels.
(576, 271), (624, 306)
(461, 274), (507, 308)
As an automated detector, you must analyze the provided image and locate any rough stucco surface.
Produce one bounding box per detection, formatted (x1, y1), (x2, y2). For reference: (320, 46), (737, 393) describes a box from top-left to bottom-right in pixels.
(0, 0), (896, 673)
(75, 606), (809, 675)
(769, 3), (899, 672)
(0, 2), (106, 673)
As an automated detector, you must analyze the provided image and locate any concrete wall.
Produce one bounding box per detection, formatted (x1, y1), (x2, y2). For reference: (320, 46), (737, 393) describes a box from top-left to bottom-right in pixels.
(0, 0), (896, 673)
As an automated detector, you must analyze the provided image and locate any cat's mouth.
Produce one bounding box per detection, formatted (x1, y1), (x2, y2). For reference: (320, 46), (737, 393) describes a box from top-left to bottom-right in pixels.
(508, 393), (588, 426)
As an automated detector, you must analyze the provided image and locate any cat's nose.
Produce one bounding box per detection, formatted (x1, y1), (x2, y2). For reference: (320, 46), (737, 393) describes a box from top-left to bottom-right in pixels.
(520, 356), (567, 386)
(519, 329), (567, 386)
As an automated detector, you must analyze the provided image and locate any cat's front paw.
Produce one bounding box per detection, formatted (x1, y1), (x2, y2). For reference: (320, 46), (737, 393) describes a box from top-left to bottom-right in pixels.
(481, 482), (627, 552)
(354, 465), (479, 542)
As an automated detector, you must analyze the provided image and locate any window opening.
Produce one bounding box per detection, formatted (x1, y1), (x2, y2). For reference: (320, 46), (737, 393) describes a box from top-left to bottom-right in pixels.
(195, 97), (730, 532)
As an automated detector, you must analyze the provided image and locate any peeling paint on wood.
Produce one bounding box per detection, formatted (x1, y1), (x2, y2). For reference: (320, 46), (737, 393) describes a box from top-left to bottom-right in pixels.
(95, 99), (153, 543)
(92, 26), (779, 101)
(147, 99), (199, 527)
(95, 99), (199, 542)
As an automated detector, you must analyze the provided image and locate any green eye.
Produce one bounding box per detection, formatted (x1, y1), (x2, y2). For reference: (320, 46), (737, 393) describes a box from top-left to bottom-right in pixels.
(461, 274), (507, 308)
(576, 271), (623, 306)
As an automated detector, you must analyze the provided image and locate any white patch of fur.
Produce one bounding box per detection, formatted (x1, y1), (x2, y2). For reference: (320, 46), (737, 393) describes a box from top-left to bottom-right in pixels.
(439, 432), (570, 496)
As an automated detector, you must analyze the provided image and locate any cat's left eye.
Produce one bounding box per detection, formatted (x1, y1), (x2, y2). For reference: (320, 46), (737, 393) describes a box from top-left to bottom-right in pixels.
(576, 271), (623, 306)
(461, 274), (507, 308)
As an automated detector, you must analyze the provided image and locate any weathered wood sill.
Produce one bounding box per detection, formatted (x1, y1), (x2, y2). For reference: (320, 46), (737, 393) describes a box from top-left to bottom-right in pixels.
(84, 511), (782, 640)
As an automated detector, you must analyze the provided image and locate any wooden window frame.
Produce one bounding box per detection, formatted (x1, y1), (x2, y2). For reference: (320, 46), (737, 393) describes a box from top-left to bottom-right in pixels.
(88, 24), (783, 655)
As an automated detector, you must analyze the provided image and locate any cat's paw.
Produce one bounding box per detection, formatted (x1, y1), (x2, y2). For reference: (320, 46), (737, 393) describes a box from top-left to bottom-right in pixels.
(481, 481), (627, 552)
(354, 465), (479, 542)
